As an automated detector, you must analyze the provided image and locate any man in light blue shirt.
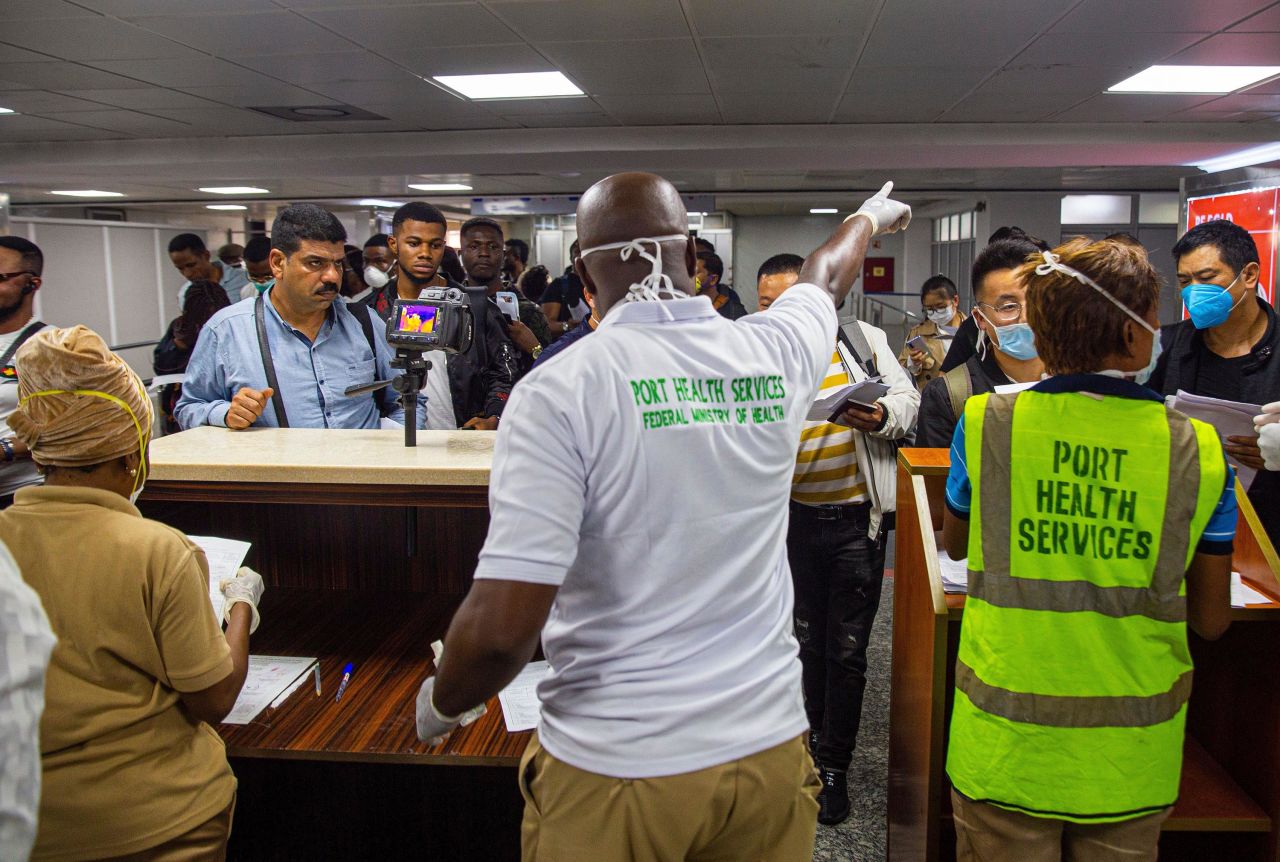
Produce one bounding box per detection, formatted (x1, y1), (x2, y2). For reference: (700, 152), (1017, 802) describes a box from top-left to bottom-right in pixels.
(176, 204), (426, 431)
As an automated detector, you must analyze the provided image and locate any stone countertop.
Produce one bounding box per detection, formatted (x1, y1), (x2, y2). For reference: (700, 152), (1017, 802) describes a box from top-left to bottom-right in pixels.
(147, 426), (493, 486)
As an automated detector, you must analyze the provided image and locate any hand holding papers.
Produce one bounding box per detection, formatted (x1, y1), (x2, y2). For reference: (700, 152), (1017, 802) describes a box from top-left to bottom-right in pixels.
(1255, 402), (1280, 471)
(189, 536), (251, 622)
(1166, 390), (1263, 486)
(806, 377), (889, 422)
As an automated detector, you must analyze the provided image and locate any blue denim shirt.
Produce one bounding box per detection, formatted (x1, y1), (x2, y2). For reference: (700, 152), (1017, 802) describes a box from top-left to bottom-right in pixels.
(175, 289), (425, 430)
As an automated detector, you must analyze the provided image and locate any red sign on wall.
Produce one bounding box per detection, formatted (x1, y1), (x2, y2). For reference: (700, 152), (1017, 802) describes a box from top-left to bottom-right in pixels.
(1186, 186), (1279, 305)
(862, 256), (895, 294)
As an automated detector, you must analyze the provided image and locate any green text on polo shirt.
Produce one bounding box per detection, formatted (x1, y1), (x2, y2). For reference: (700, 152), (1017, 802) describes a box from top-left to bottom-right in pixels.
(1017, 439), (1153, 561)
(629, 374), (787, 430)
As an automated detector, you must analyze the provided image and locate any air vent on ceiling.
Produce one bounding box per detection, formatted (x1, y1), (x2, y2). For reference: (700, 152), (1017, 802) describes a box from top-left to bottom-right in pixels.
(249, 105), (388, 122)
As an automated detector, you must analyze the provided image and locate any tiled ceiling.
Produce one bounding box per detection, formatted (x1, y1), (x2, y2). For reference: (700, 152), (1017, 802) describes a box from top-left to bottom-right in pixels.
(0, 0), (1277, 204)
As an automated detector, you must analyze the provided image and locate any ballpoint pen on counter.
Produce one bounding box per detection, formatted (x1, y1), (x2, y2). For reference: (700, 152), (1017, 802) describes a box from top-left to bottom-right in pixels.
(313, 663), (322, 696)
(335, 663), (354, 702)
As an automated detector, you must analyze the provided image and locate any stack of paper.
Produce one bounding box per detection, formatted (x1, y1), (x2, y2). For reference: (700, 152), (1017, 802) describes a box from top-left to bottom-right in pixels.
(1231, 571), (1274, 608)
(189, 536), (251, 621)
(806, 377), (889, 421)
(1167, 390), (1262, 486)
(223, 655), (318, 725)
(937, 550), (969, 594)
(498, 661), (551, 732)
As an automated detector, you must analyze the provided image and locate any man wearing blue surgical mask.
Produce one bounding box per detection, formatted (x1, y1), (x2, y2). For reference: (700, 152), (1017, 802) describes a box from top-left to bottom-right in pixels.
(1150, 218), (1279, 545)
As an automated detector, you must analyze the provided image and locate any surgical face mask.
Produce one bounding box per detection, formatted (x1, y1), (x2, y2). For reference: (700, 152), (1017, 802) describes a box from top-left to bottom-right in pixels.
(925, 304), (954, 327)
(19, 382), (151, 503)
(992, 321), (1038, 361)
(251, 278), (273, 294)
(1181, 274), (1246, 330)
(1034, 251), (1161, 383)
(577, 234), (689, 306)
(364, 264), (390, 290)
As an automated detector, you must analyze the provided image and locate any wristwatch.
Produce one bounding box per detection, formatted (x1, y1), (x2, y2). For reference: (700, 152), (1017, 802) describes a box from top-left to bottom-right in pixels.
(531, 345), (543, 360)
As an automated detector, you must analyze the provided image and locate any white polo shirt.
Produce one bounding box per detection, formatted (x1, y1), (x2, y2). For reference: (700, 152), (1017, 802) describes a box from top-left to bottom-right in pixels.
(474, 282), (837, 778)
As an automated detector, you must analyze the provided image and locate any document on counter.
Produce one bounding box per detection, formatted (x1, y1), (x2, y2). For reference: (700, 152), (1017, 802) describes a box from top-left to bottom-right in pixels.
(1166, 390), (1262, 486)
(223, 655), (318, 725)
(806, 377), (888, 422)
(937, 550), (969, 594)
(498, 660), (551, 733)
(188, 536), (251, 621)
(1231, 572), (1274, 608)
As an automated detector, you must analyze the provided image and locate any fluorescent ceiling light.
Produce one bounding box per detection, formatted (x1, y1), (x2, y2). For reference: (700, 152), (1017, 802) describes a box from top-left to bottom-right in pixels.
(206, 204), (248, 211)
(433, 71), (583, 101)
(1107, 65), (1280, 94)
(810, 207), (838, 214)
(358, 198), (404, 208)
(198, 186), (270, 195)
(49, 189), (124, 197)
(687, 211), (706, 217)
(0, 107), (15, 115)
(1189, 142), (1280, 173)
(408, 182), (472, 192)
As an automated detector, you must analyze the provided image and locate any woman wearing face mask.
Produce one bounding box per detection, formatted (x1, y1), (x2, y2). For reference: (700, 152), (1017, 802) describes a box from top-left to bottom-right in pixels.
(940, 237), (1237, 861)
(0, 325), (265, 861)
(916, 237), (1045, 447)
(899, 275), (965, 389)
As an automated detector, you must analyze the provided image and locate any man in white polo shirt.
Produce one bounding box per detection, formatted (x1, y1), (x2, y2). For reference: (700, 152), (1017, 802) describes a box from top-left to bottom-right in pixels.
(416, 173), (911, 861)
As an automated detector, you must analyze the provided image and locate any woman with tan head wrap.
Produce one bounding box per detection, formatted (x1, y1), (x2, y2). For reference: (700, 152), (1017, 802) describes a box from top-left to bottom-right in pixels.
(0, 325), (264, 861)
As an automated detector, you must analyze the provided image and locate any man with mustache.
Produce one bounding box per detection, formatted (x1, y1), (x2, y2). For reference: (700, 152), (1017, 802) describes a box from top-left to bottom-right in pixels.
(176, 204), (421, 430)
(0, 236), (51, 506)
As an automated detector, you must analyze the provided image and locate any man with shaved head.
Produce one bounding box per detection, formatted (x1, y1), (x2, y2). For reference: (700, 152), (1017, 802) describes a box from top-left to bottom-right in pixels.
(418, 173), (910, 860)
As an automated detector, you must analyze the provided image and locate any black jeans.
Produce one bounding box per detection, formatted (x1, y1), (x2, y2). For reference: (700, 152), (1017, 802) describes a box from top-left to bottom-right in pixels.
(787, 500), (887, 772)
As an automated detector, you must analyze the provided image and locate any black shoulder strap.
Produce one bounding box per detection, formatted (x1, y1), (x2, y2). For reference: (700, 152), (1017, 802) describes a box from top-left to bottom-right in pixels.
(1, 320), (48, 368)
(352, 304), (389, 416)
(837, 320), (880, 378)
(254, 294), (289, 428)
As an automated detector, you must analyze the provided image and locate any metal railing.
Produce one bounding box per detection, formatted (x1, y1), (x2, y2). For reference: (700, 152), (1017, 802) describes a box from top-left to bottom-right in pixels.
(845, 292), (919, 330)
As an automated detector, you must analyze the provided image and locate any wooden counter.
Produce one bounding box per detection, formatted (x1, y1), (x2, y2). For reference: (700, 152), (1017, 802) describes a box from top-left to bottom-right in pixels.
(889, 448), (1280, 862)
(138, 427), (522, 860)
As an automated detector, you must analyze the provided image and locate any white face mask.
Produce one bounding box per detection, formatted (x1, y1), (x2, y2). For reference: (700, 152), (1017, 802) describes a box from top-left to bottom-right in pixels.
(577, 234), (689, 306)
(364, 265), (390, 289)
(925, 305), (954, 327)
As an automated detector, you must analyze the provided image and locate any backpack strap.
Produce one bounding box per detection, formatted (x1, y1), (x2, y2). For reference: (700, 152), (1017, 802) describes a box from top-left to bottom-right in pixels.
(0, 320), (48, 370)
(943, 362), (973, 423)
(837, 321), (880, 378)
(254, 294), (289, 428)
(353, 304), (391, 417)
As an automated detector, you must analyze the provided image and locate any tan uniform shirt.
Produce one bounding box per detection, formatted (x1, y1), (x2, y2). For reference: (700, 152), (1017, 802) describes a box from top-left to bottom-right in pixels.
(0, 486), (235, 861)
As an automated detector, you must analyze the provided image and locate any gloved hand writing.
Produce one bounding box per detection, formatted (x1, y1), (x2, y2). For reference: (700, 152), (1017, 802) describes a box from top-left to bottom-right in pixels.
(415, 675), (487, 746)
(848, 181), (912, 236)
(221, 566), (265, 634)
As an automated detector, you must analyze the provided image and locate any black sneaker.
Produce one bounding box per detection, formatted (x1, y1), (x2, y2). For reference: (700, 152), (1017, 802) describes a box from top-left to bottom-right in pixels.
(817, 766), (850, 826)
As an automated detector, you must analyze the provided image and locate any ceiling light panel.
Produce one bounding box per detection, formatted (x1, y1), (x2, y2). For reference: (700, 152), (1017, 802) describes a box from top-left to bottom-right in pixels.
(50, 189), (124, 197)
(206, 204), (248, 211)
(1107, 65), (1280, 94)
(198, 186), (270, 194)
(432, 72), (583, 100)
(408, 183), (472, 191)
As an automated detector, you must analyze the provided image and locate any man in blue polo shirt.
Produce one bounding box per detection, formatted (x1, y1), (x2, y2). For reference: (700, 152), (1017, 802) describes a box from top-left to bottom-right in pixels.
(176, 204), (425, 431)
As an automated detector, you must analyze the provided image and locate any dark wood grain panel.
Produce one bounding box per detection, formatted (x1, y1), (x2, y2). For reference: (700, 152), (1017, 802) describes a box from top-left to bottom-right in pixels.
(142, 479), (488, 508)
(138, 500), (489, 593)
(220, 588), (532, 766)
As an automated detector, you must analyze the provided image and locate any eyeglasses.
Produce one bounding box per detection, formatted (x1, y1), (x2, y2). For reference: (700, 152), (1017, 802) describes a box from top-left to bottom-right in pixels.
(0, 270), (36, 284)
(977, 300), (1024, 322)
(465, 241), (503, 253)
(295, 256), (347, 275)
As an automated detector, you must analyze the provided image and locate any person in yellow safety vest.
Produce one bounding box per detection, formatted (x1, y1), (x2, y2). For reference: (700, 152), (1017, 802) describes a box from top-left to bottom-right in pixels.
(940, 236), (1238, 862)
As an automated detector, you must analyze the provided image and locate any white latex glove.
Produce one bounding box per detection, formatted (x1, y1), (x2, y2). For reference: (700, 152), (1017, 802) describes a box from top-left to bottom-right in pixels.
(848, 181), (912, 236)
(414, 675), (487, 746)
(1260, 422), (1280, 472)
(220, 566), (264, 634)
(1254, 401), (1280, 429)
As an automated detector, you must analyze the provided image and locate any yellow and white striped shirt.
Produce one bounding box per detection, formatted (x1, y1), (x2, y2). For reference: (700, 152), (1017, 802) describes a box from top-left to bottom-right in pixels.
(792, 350), (869, 505)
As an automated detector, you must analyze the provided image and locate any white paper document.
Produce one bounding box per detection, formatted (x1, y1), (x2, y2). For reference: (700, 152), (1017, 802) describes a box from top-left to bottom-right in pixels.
(1231, 571), (1274, 608)
(498, 660), (551, 732)
(147, 373), (185, 391)
(494, 290), (521, 321)
(806, 377), (888, 421)
(188, 536), (251, 621)
(1166, 390), (1262, 486)
(993, 380), (1038, 395)
(937, 550), (969, 594)
(223, 656), (318, 725)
